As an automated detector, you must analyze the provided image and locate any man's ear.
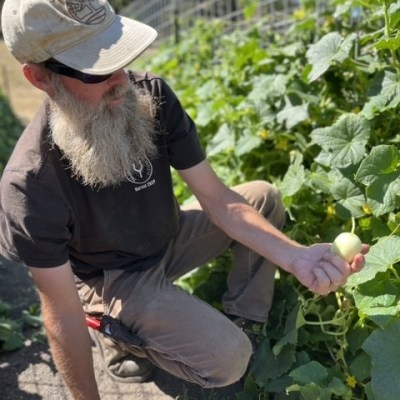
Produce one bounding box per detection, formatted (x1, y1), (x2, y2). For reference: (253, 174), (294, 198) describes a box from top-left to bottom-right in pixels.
(23, 63), (55, 96)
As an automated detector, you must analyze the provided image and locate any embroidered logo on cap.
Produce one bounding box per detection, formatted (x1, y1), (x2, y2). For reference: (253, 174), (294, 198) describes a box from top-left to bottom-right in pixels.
(66, 0), (106, 25)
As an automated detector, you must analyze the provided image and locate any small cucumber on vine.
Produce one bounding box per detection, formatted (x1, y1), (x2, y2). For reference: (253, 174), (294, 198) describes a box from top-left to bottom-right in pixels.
(331, 232), (362, 263)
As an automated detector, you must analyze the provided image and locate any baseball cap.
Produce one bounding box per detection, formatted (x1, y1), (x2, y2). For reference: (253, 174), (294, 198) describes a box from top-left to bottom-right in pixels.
(1, 0), (158, 74)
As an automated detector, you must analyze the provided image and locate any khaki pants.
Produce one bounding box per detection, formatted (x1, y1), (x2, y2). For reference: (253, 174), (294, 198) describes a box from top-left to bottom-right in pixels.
(77, 181), (285, 388)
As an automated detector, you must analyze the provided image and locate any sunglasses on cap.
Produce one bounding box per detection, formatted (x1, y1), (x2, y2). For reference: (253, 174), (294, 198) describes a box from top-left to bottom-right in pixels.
(43, 60), (112, 84)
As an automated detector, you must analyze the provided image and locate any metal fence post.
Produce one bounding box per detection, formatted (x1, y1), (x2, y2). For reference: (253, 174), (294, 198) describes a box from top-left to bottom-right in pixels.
(172, 0), (180, 44)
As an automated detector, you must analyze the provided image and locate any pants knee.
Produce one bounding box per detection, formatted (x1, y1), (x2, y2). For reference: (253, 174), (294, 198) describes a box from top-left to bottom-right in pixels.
(204, 331), (252, 388)
(245, 180), (286, 230)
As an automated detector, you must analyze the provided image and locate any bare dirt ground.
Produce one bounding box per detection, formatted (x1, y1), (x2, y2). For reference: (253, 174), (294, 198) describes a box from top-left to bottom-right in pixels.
(0, 41), (244, 399)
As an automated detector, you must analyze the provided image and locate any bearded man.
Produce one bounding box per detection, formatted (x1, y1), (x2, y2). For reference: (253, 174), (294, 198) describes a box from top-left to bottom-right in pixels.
(0, 1), (367, 399)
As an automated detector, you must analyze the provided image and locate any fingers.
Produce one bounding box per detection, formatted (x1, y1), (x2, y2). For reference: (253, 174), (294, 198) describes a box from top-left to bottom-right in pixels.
(312, 254), (353, 295)
(311, 246), (368, 295)
(319, 260), (347, 286)
(350, 252), (366, 273)
(311, 267), (332, 295)
(351, 244), (369, 271)
(360, 243), (370, 255)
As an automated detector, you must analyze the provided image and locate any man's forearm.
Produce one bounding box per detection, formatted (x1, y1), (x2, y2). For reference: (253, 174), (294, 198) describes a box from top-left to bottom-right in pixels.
(208, 195), (303, 273)
(44, 311), (100, 400)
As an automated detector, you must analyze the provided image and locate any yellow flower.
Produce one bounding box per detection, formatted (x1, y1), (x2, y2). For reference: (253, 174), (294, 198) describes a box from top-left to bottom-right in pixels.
(346, 375), (357, 389)
(258, 129), (269, 140)
(293, 8), (307, 20)
(326, 204), (336, 219)
(363, 204), (373, 215)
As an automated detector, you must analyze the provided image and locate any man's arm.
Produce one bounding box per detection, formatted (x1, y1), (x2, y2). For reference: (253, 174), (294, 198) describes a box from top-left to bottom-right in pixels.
(29, 262), (100, 400)
(179, 160), (367, 295)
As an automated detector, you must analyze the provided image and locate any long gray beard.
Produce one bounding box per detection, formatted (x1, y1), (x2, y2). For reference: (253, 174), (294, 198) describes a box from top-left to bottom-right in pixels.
(48, 76), (158, 189)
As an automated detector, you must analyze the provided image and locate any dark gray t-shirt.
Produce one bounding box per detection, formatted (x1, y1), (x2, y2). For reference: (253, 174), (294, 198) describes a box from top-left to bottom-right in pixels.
(0, 72), (205, 278)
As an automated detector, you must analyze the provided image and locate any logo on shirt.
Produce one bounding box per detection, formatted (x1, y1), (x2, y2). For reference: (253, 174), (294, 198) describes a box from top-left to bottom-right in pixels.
(126, 158), (154, 187)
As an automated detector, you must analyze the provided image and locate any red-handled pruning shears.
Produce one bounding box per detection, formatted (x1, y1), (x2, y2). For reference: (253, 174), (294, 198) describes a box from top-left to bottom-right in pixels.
(85, 314), (146, 350)
(86, 315), (102, 330)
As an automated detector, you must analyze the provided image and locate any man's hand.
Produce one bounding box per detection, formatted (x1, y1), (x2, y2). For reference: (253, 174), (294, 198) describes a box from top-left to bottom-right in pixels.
(289, 243), (369, 295)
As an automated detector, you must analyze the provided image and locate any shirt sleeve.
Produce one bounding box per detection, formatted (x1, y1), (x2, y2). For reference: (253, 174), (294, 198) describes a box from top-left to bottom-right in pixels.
(158, 78), (206, 170)
(0, 169), (71, 268)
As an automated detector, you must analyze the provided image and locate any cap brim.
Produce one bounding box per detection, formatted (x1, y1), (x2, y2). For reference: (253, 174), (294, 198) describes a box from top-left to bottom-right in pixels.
(54, 16), (157, 74)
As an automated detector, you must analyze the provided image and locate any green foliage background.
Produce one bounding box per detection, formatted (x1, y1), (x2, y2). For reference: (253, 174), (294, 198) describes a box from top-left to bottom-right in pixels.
(140, 0), (400, 398)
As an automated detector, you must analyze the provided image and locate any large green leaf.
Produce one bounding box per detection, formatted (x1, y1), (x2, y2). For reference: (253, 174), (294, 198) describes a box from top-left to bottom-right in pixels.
(330, 176), (366, 219)
(355, 145), (400, 216)
(362, 320), (400, 400)
(353, 274), (400, 316)
(346, 235), (400, 286)
(311, 113), (370, 168)
(251, 339), (296, 385)
(289, 361), (328, 385)
(306, 32), (356, 82)
(362, 69), (400, 119)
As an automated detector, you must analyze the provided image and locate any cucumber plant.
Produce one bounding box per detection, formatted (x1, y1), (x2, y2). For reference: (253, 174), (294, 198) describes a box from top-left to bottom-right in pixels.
(142, 0), (400, 398)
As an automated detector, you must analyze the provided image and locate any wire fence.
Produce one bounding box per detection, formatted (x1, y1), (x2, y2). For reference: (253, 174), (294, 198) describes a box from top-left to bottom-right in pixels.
(122, 0), (300, 43)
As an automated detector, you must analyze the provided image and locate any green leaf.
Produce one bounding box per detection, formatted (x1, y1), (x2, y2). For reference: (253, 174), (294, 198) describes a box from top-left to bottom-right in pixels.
(362, 70), (400, 119)
(328, 377), (349, 396)
(236, 129), (262, 156)
(356, 145), (400, 185)
(375, 36), (400, 52)
(353, 274), (400, 315)
(22, 311), (43, 328)
(251, 339), (296, 385)
(247, 74), (288, 104)
(195, 101), (216, 127)
(206, 123), (235, 156)
(280, 153), (306, 198)
(277, 102), (309, 130)
(236, 374), (261, 400)
(287, 383), (325, 400)
(306, 32), (356, 82)
(362, 320), (400, 400)
(350, 352), (372, 381)
(0, 319), (24, 351)
(311, 113), (370, 168)
(273, 303), (306, 355)
(289, 361), (328, 385)
(355, 145), (400, 216)
(330, 176), (366, 219)
(0, 300), (12, 316)
(346, 236), (400, 286)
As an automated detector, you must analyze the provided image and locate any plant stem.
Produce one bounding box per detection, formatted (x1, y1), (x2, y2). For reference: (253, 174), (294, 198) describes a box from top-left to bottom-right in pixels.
(383, 0), (400, 68)
(351, 217), (356, 234)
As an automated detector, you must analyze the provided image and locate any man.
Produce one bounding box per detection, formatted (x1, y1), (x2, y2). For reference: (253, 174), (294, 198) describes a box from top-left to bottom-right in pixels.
(0, 1), (367, 399)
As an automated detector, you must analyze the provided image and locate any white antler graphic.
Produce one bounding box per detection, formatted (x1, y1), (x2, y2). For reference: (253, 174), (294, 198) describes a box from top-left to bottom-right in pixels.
(132, 161), (144, 178)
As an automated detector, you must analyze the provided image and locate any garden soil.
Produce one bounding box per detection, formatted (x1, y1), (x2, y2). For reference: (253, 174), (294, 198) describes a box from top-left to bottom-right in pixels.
(0, 41), (244, 400)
